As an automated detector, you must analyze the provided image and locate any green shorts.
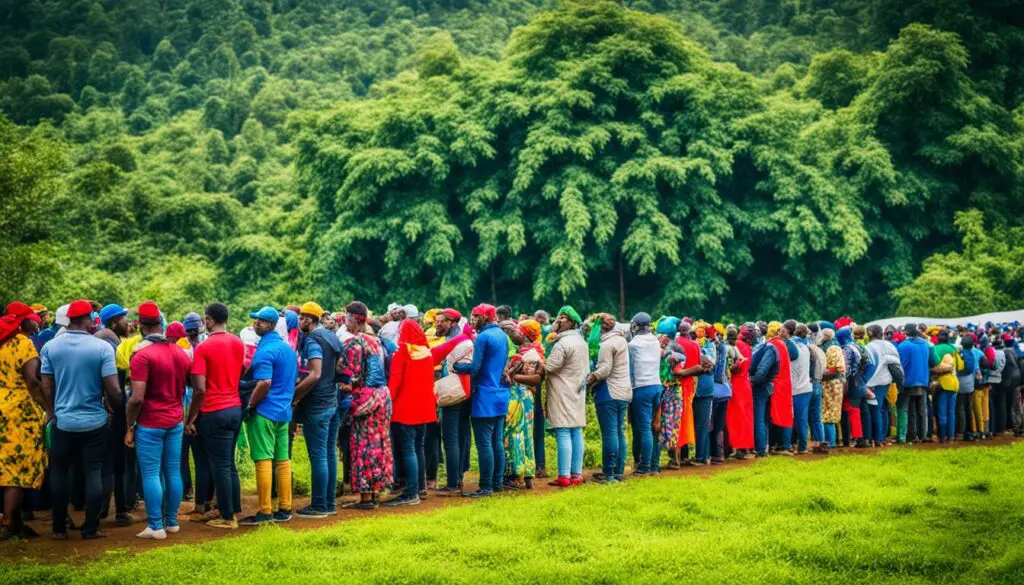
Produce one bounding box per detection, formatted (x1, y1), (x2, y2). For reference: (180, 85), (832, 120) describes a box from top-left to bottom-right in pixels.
(245, 414), (290, 462)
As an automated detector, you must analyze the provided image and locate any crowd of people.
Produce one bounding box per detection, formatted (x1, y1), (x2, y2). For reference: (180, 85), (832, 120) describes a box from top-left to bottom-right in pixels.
(1, 298), (1022, 542)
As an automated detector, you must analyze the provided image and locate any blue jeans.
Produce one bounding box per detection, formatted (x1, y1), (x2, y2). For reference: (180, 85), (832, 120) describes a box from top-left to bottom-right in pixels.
(809, 386), (824, 443)
(441, 401), (471, 489)
(596, 400), (628, 477)
(197, 407), (242, 520)
(326, 406), (346, 512)
(629, 384), (662, 473)
(824, 423), (837, 447)
(793, 392), (812, 452)
(754, 391), (770, 456)
(935, 391), (956, 440)
(693, 396), (713, 463)
(870, 386), (888, 444)
(553, 427), (584, 477)
(135, 423), (184, 530)
(393, 423), (425, 499)
(710, 399), (728, 459)
(472, 416), (504, 492)
(302, 407), (337, 512)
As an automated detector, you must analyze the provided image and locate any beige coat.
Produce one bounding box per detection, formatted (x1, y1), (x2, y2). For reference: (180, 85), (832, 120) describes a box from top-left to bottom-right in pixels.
(545, 329), (589, 428)
(592, 330), (632, 402)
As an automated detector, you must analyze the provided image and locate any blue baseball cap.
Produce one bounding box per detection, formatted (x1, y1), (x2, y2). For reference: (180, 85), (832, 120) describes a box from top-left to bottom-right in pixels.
(99, 304), (129, 326)
(249, 306), (280, 323)
(182, 312), (203, 331)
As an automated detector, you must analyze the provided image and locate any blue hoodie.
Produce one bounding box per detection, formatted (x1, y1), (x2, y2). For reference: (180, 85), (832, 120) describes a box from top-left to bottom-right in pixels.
(455, 323), (510, 418)
(897, 336), (931, 388)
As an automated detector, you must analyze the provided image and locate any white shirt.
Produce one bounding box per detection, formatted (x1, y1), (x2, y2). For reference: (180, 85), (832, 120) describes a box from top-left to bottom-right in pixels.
(628, 333), (662, 389)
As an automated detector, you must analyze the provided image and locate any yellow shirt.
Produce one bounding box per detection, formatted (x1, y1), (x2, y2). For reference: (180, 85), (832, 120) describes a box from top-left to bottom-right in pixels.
(116, 334), (143, 372)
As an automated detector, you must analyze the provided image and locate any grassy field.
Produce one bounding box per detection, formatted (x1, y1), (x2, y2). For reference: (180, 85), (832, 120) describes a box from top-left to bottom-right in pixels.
(4, 443), (1023, 584)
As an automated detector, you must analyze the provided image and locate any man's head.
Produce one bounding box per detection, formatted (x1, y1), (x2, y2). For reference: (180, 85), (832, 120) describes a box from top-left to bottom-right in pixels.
(136, 300), (163, 335)
(795, 323), (809, 340)
(345, 301), (369, 334)
(249, 306), (280, 337)
(852, 325), (866, 341)
(937, 329), (950, 344)
(631, 312), (652, 335)
(183, 311), (203, 341)
(496, 305), (513, 322)
(596, 313), (616, 334)
(299, 301), (324, 334)
(402, 304), (419, 324)
(533, 310), (549, 326)
(389, 303), (406, 323)
(766, 321), (783, 339)
(100, 304), (130, 337)
(867, 324), (883, 340)
(961, 333), (975, 349)
(471, 304), (497, 332)
(782, 319), (797, 339)
(903, 323), (918, 338)
(678, 320), (693, 338)
(322, 313), (336, 331)
(205, 302), (230, 332)
(434, 308), (462, 337)
(553, 306), (581, 333)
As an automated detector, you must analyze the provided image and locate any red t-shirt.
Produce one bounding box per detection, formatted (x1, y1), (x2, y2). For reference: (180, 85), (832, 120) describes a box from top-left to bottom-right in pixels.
(131, 341), (192, 429)
(191, 331), (244, 413)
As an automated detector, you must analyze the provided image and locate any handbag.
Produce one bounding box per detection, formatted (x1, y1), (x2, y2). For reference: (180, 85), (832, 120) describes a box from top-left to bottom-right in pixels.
(435, 373), (467, 407)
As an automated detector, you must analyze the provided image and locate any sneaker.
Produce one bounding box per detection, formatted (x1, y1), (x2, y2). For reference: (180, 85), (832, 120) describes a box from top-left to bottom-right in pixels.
(435, 486), (462, 496)
(548, 476), (572, 487)
(462, 490), (492, 499)
(136, 527), (166, 540)
(272, 509), (293, 523)
(385, 496), (421, 507)
(115, 513), (134, 527)
(296, 506), (328, 519)
(206, 518), (239, 530)
(239, 513), (274, 526)
(82, 529), (107, 540)
(569, 476), (584, 486)
(326, 508), (338, 516)
(165, 525), (180, 534)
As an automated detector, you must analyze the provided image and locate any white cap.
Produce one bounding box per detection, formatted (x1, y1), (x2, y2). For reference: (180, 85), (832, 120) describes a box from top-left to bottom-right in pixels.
(55, 304), (71, 327)
(387, 302), (402, 313)
(403, 304), (419, 319)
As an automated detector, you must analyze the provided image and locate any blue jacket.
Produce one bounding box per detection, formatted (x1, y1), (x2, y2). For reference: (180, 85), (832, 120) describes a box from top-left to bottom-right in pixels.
(897, 337), (931, 388)
(455, 323), (509, 418)
(749, 342), (779, 395)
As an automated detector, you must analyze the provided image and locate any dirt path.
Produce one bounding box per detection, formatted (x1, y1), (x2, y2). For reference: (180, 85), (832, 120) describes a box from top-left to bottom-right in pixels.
(1, 436), (1016, 564)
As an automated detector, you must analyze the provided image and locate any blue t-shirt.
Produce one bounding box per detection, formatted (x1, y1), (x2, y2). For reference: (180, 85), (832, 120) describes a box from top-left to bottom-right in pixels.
(40, 330), (117, 432)
(250, 331), (298, 423)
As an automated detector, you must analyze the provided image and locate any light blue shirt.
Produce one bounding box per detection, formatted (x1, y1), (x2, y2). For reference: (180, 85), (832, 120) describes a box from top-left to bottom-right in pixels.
(40, 330), (117, 432)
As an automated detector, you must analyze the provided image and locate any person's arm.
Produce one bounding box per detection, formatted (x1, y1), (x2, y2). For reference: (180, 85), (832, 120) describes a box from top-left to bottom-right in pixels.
(589, 341), (614, 385)
(101, 345), (122, 410)
(124, 376), (146, 447)
(749, 346), (776, 386)
(248, 380), (272, 410)
(431, 334), (470, 366)
(40, 374), (55, 422)
(785, 338), (798, 360)
(186, 373), (206, 434)
(545, 340), (565, 374)
(293, 357), (322, 405)
(22, 356), (43, 409)
(455, 336), (486, 377)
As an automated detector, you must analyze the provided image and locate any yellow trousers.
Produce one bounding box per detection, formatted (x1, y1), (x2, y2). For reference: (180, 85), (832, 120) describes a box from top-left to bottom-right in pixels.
(972, 388), (990, 434)
(255, 459), (293, 515)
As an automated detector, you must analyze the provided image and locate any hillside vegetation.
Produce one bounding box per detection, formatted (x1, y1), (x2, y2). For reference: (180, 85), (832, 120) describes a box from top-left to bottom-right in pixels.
(2, 0), (1022, 321)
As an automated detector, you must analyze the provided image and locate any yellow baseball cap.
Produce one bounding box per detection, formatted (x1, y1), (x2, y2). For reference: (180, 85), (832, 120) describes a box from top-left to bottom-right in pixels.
(299, 302), (325, 319)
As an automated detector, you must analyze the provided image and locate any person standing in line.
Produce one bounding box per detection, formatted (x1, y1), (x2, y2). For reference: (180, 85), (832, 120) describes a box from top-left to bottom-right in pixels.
(40, 299), (122, 540)
(239, 306), (297, 526)
(386, 319), (437, 507)
(629, 314), (668, 473)
(865, 324), (902, 447)
(292, 302), (342, 518)
(0, 303), (46, 540)
(92, 304), (134, 526)
(544, 307), (589, 487)
(455, 304), (510, 497)
(785, 322), (813, 454)
(431, 309), (474, 495)
(587, 313), (631, 483)
(185, 303), (245, 529)
(725, 325), (754, 459)
(125, 301), (192, 540)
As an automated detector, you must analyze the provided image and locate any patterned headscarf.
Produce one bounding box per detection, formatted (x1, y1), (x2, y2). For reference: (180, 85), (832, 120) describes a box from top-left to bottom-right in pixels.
(518, 319), (542, 343)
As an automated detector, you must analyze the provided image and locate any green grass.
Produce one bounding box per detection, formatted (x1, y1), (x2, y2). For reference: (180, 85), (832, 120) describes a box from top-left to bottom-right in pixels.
(5, 443), (1024, 584)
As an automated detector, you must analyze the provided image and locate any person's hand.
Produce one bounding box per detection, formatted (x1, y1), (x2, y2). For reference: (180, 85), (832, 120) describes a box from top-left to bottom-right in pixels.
(735, 356), (748, 367)
(339, 382), (353, 394)
(700, 355), (714, 371)
(586, 373), (597, 388)
(124, 427), (135, 448)
(184, 422), (197, 436)
(865, 390), (875, 400)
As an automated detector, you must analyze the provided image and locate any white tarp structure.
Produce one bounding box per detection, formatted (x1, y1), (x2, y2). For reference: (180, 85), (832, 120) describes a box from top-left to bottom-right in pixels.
(866, 309), (1024, 329)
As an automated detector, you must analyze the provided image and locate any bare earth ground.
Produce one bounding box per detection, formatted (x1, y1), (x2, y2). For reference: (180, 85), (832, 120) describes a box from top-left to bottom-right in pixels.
(1, 436), (1015, 565)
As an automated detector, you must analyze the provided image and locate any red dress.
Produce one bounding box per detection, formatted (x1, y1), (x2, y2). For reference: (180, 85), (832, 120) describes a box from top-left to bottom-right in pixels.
(676, 336), (702, 447)
(768, 337), (794, 428)
(726, 340), (754, 449)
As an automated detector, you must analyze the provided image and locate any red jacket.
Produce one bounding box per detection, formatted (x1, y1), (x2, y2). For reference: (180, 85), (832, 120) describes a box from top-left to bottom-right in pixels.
(389, 320), (439, 425)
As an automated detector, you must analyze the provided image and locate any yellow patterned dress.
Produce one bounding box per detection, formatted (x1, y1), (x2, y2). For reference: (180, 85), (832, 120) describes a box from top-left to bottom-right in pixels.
(0, 333), (46, 488)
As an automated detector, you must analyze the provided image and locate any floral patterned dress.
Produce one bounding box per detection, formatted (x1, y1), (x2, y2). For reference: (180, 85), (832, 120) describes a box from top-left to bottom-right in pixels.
(504, 344), (542, 478)
(659, 350), (683, 449)
(0, 334), (45, 489)
(821, 344), (846, 424)
(342, 334), (394, 494)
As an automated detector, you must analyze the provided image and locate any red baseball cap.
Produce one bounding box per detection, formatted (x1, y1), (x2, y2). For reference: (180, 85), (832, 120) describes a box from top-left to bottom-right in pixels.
(4, 302), (40, 322)
(66, 299), (94, 319)
(442, 308), (463, 321)
(138, 301), (161, 321)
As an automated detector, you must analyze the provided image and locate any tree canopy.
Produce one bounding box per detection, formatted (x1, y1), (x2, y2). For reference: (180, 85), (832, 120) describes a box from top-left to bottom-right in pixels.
(1, 0), (1022, 323)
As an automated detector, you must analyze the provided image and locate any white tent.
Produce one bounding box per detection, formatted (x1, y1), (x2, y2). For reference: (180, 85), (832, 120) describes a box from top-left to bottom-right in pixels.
(866, 309), (1024, 329)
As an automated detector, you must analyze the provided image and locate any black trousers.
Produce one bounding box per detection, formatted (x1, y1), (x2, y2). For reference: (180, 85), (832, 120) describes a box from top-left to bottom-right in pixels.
(51, 424), (108, 536)
(198, 407), (242, 520)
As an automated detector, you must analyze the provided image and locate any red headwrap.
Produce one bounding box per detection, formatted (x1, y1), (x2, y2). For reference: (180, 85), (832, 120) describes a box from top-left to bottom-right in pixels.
(0, 302), (39, 346)
(442, 308), (463, 321)
(471, 304), (496, 321)
(834, 316), (853, 329)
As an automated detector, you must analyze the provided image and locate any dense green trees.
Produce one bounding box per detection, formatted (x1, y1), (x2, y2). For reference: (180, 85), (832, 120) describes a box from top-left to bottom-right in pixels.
(0, 0), (1022, 322)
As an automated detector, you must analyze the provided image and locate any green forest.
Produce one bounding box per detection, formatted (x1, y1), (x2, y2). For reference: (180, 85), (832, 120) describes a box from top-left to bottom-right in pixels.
(2, 0), (1022, 324)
